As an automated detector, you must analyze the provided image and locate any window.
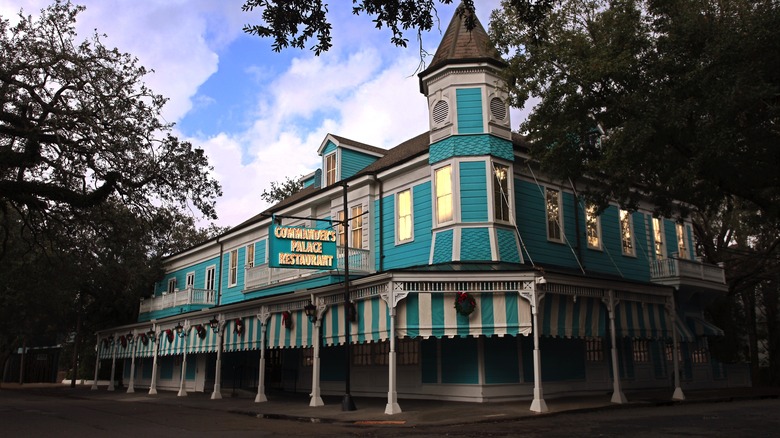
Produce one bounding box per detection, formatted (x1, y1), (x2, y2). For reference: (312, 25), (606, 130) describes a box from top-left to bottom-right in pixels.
(585, 204), (601, 249)
(545, 188), (562, 241)
(632, 340), (649, 362)
(185, 272), (195, 289)
(351, 205), (363, 249)
(352, 339), (419, 366)
(676, 223), (688, 259)
(692, 340), (709, 364)
(397, 189), (413, 243)
(246, 243), (255, 268)
(228, 249), (238, 287)
(167, 278), (177, 294)
(653, 217), (665, 259)
(325, 153), (337, 186)
(435, 165), (453, 223)
(619, 209), (635, 256)
(586, 338), (604, 362)
(337, 210), (345, 246)
(205, 266), (216, 291)
(493, 163), (510, 222)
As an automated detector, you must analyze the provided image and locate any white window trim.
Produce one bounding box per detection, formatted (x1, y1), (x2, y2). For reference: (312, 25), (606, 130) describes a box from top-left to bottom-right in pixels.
(676, 223), (689, 260)
(324, 151), (338, 186)
(228, 249), (238, 288)
(351, 204), (364, 250)
(619, 209), (636, 257)
(245, 242), (255, 269)
(652, 217), (666, 259)
(185, 272), (195, 289)
(490, 160), (513, 224)
(167, 278), (177, 294)
(433, 162), (458, 228)
(585, 204), (602, 250)
(395, 188), (414, 245)
(545, 187), (564, 243)
(204, 265), (216, 291)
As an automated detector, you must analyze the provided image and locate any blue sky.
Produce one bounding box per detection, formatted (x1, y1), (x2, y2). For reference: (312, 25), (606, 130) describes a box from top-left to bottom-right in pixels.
(3, 0), (526, 227)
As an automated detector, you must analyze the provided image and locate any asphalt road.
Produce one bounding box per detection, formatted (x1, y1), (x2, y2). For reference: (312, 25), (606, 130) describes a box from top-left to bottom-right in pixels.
(2, 389), (779, 437)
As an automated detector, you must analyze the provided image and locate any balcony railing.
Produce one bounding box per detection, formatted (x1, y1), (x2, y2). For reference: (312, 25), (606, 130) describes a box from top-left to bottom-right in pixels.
(245, 246), (372, 290)
(139, 287), (216, 314)
(649, 257), (726, 284)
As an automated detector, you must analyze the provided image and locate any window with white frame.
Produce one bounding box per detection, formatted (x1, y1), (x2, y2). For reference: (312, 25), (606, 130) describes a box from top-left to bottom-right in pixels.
(585, 203), (601, 249)
(435, 165), (453, 223)
(246, 243), (255, 268)
(167, 278), (177, 294)
(397, 189), (413, 243)
(545, 187), (562, 241)
(337, 210), (345, 246)
(205, 266), (216, 291)
(351, 205), (363, 249)
(228, 249), (238, 287)
(325, 153), (337, 186)
(676, 223), (688, 259)
(185, 272), (195, 289)
(619, 209), (635, 256)
(586, 337), (604, 362)
(653, 217), (665, 259)
(632, 339), (649, 362)
(493, 163), (510, 222)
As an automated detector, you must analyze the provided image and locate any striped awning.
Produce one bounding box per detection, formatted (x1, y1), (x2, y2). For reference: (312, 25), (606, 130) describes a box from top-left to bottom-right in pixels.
(224, 317), (262, 352)
(687, 316), (724, 337)
(134, 337), (157, 358)
(114, 339), (134, 359)
(158, 331), (186, 356)
(614, 301), (672, 339)
(540, 294), (606, 338)
(396, 292), (532, 339)
(187, 326), (221, 353)
(321, 296), (390, 346)
(97, 340), (114, 359)
(267, 309), (315, 349)
(675, 315), (696, 342)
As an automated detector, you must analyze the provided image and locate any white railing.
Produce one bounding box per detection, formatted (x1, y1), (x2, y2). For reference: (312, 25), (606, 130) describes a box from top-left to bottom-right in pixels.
(139, 287), (216, 314)
(649, 257), (726, 284)
(245, 247), (372, 290)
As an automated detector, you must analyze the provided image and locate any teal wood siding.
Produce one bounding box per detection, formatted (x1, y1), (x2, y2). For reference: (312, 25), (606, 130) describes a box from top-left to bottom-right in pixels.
(155, 256), (220, 296)
(459, 161), (488, 222)
(664, 219), (677, 258)
(341, 148), (378, 179)
(582, 206), (651, 282)
(219, 247), (246, 305)
(429, 134), (513, 164)
(686, 224), (695, 259)
(375, 182), (433, 270)
(321, 345), (346, 381)
(441, 337), (479, 384)
(497, 227), (521, 263)
(460, 228), (491, 261)
(256, 239), (267, 264)
(456, 88), (483, 134)
(432, 229), (454, 264)
(243, 274), (344, 302)
(522, 337), (586, 382)
(421, 338), (438, 383)
(159, 356), (174, 379)
(485, 336), (520, 384)
(322, 140), (337, 155)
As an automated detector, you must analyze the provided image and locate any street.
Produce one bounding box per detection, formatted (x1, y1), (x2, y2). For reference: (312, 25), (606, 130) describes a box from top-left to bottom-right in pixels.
(1, 388), (779, 437)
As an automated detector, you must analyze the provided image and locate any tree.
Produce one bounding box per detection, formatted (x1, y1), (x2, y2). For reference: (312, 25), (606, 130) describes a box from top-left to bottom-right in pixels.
(242, 0), (475, 55)
(260, 175), (304, 204)
(1, 1), (222, 258)
(490, 0), (780, 222)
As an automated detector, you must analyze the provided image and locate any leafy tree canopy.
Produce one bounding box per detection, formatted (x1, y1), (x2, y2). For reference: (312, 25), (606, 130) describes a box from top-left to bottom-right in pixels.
(242, 0), (475, 54)
(491, 0), (780, 221)
(261, 175), (304, 204)
(0, 1), (222, 256)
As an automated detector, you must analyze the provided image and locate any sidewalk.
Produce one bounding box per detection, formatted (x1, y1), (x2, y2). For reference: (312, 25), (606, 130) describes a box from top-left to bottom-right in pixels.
(2, 382), (778, 427)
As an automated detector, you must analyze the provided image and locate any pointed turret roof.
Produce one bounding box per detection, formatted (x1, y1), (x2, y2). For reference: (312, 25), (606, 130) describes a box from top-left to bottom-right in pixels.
(419, 4), (506, 82)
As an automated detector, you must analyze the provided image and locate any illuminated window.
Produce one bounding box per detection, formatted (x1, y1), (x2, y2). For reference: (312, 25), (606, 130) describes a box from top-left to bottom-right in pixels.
(435, 165), (453, 223)
(546, 188), (562, 241)
(228, 249), (238, 287)
(246, 243), (255, 268)
(619, 209), (634, 256)
(633, 340), (649, 362)
(676, 223), (688, 259)
(352, 339), (419, 366)
(493, 164), (510, 222)
(586, 338), (604, 362)
(397, 189), (413, 242)
(585, 204), (601, 249)
(325, 153), (337, 186)
(351, 205), (363, 249)
(653, 218), (665, 259)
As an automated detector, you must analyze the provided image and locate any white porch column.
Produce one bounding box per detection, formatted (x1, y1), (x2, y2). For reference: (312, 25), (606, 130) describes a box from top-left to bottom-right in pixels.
(255, 308), (270, 403)
(381, 282), (406, 415)
(148, 329), (159, 395)
(668, 297), (685, 400)
(604, 290), (627, 404)
(177, 323), (190, 397)
(310, 298), (327, 407)
(91, 335), (101, 390)
(127, 332), (137, 393)
(520, 278), (548, 413)
(108, 336), (117, 391)
(211, 318), (225, 400)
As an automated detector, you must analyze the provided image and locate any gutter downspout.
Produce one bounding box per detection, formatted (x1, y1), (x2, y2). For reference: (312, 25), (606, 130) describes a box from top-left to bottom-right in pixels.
(216, 237), (224, 306)
(374, 174), (384, 272)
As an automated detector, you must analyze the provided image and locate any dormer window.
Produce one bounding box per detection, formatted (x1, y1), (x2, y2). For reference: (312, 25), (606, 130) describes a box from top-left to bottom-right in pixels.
(325, 153), (337, 186)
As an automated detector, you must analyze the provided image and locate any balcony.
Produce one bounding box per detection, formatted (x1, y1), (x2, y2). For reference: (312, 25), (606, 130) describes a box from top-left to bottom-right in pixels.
(245, 246), (372, 291)
(649, 256), (727, 294)
(139, 287), (216, 315)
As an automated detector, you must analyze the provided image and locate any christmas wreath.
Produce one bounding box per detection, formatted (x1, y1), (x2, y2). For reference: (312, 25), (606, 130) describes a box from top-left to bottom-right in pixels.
(234, 318), (244, 336)
(164, 329), (174, 343)
(454, 292), (476, 316)
(347, 301), (357, 323)
(195, 324), (206, 339)
(140, 333), (149, 346)
(282, 311), (293, 329)
(120, 335), (128, 348)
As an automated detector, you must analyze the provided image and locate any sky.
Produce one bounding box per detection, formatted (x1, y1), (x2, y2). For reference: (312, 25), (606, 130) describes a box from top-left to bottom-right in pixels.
(2, 0), (526, 228)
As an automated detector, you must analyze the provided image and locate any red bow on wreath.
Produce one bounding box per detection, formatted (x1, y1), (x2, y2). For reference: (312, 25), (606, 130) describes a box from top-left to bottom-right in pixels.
(164, 329), (174, 343)
(454, 292), (476, 316)
(282, 311), (293, 329)
(234, 318), (244, 336)
(140, 333), (149, 346)
(195, 324), (206, 339)
(120, 335), (128, 348)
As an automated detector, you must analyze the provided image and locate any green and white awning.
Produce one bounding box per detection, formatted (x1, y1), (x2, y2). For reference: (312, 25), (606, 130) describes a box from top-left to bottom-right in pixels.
(540, 294), (606, 338)
(396, 292), (532, 339)
(158, 331), (186, 356)
(224, 317), (262, 352)
(97, 340), (113, 359)
(687, 316), (724, 337)
(187, 326), (221, 353)
(322, 296), (390, 346)
(267, 309), (315, 349)
(134, 337), (157, 358)
(614, 301), (672, 339)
